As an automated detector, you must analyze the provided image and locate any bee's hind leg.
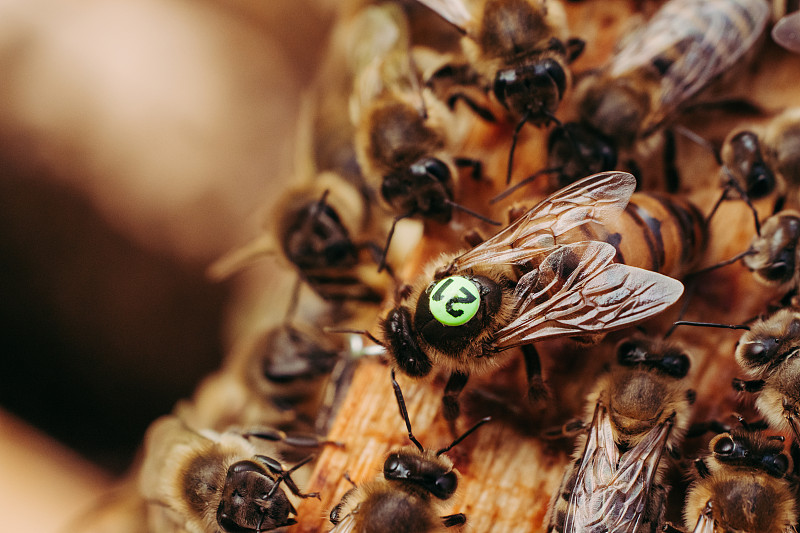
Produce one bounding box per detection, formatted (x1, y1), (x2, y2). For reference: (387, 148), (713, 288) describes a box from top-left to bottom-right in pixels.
(522, 344), (550, 406)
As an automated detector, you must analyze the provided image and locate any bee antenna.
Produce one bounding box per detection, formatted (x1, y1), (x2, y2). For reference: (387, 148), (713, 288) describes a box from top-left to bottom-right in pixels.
(323, 327), (385, 347)
(689, 249), (759, 277)
(673, 125), (722, 165)
(390, 369), (425, 453)
(436, 416), (491, 456)
(378, 212), (413, 273)
(490, 167), (561, 203)
(266, 455), (317, 500)
(506, 109), (532, 184)
(443, 199), (501, 225)
(705, 187), (727, 228)
(670, 320), (750, 331)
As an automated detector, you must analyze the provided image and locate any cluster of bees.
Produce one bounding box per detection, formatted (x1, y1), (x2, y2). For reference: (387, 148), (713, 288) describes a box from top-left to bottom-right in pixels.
(94, 0), (800, 532)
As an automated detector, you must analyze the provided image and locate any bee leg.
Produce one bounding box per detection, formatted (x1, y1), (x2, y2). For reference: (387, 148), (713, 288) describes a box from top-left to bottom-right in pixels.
(663, 129), (680, 193)
(565, 37), (585, 63)
(541, 417), (585, 439)
(732, 377), (765, 393)
(443, 371), (470, 422)
(254, 455), (320, 499)
(455, 157), (484, 181)
(693, 458), (711, 479)
(441, 513), (467, 527)
(522, 344), (549, 405)
(643, 484), (667, 533)
(244, 428), (343, 449)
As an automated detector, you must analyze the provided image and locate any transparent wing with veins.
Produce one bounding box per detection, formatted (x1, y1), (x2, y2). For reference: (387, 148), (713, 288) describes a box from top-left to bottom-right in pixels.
(492, 241), (684, 349)
(564, 403), (675, 533)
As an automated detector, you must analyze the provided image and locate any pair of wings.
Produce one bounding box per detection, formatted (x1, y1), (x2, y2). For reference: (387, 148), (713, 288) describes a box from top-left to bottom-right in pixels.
(608, 0), (769, 136)
(562, 403), (674, 533)
(449, 171), (683, 349)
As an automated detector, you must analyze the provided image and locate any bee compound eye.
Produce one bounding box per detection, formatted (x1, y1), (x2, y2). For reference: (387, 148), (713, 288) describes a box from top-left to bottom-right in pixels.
(765, 453), (790, 477)
(713, 435), (735, 456)
(434, 472), (458, 498)
(428, 276), (481, 327)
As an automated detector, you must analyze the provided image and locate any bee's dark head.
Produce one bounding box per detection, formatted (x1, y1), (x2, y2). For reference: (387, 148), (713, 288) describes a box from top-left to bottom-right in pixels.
(724, 131), (776, 200)
(711, 429), (791, 478)
(217, 460), (294, 532)
(493, 57), (567, 125)
(744, 213), (800, 287)
(736, 310), (800, 371)
(281, 200), (358, 270)
(383, 451), (458, 500)
(413, 275), (503, 357)
(547, 122), (617, 187)
(382, 157), (453, 223)
(382, 306), (433, 378)
(258, 325), (339, 384)
(616, 338), (690, 378)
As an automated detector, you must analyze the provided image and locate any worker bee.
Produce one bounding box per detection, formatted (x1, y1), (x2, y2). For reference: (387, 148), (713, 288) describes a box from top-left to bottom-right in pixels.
(138, 415), (319, 533)
(681, 427), (797, 533)
(545, 336), (694, 533)
(559, 0), (769, 185)
(327, 370), (488, 532)
(381, 171), (684, 420)
(413, 0), (585, 182)
(175, 320), (347, 441)
(349, 2), (498, 252)
(720, 107), (800, 213)
(733, 307), (800, 441)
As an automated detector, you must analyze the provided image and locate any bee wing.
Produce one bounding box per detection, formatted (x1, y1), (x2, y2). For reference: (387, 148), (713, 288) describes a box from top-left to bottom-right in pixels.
(492, 241), (683, 349)
(449, 172), (636, 272)
(773, 11), (800, 54)
(327, 513), (358, 533)
(346, 4), (424, 123)
(608, 0), (769, 135)
(563, 403), (620, 532)
(414, 0), (477, 34)
(565, 403), (674, 533)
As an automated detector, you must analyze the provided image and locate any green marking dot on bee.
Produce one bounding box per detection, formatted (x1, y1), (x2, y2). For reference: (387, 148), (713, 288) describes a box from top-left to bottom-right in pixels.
(429, 276), (481, 326)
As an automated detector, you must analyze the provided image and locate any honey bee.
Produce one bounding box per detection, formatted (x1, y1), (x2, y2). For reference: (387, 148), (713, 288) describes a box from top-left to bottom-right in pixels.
(349, 2), (498, 244)
(175, 321), (348, 442)
(733, 307), (800, 441)
(681, 427), (797, 533)
(327, 370), (488, 532)
(413, 0), (585, 182)
(381, 171), (684, 420)
(569, 0), (769, 166)
(138, 415), (318, 533)
(720, 107), (800, 213)
(545, 336), (694, 533)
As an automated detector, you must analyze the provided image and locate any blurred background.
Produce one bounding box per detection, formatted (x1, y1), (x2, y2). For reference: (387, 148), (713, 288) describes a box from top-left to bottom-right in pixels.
(0, 0), (332, 529)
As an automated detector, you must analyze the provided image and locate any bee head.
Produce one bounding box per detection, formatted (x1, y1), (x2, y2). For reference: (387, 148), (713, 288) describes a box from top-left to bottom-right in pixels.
(743, 213), (800, 287)
(736, 310), (800, 372)
(547, 122), (618, 187)
(723, 130), (776, 200)
(217, 460), (294, 532)
(281, 198), (358, 270)
(616, 338), (690, 378)
(383, 451), (458, 499)
(383, 306), (433, 377)
(412, 275), (503, 358)
(381, 157), (453, 223)
(258, 325), (339, 384)
(711, 430), (791, 478)
(493, 57), (567, 125)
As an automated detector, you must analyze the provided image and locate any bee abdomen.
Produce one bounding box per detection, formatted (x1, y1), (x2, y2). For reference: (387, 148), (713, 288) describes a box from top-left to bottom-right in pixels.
(600, 193), (706, 278)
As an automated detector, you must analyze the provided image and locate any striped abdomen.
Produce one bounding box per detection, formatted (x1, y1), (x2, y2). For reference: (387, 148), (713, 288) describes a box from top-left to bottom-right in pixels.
(588, 193), (707, 278)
